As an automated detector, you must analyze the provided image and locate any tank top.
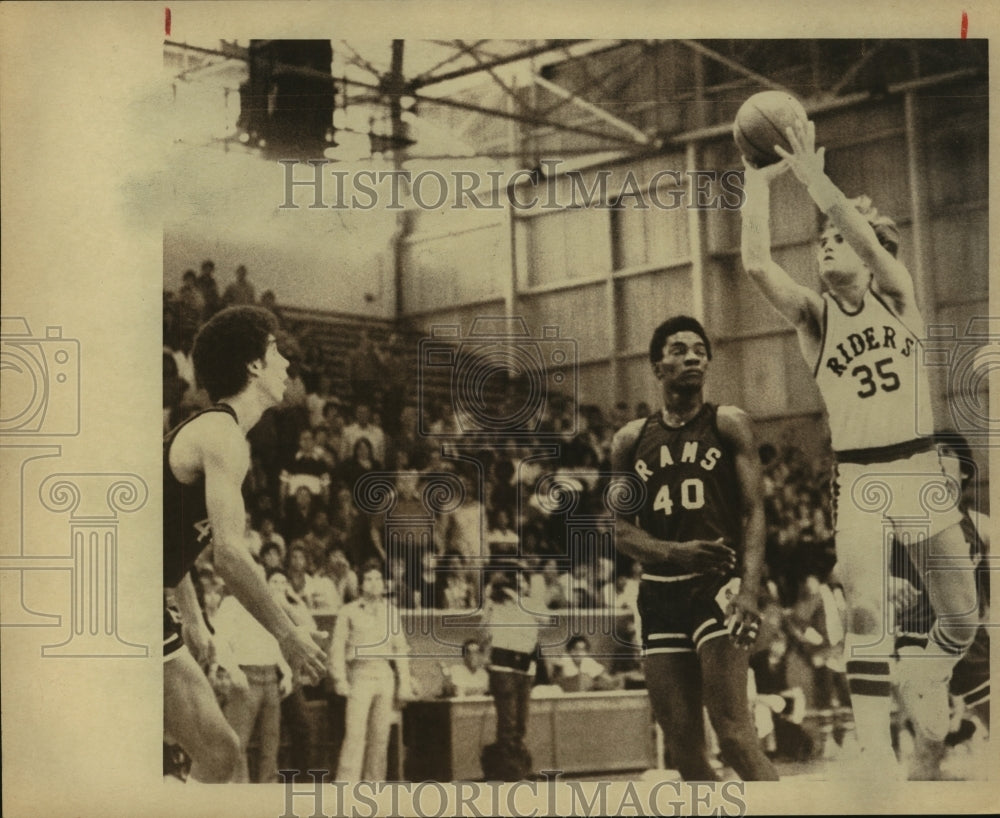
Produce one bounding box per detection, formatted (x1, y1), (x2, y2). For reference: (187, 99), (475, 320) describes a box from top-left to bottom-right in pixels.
(163, 404), (239, 588)
(814, 289), (934, 458)
(628, 403), (743, 577)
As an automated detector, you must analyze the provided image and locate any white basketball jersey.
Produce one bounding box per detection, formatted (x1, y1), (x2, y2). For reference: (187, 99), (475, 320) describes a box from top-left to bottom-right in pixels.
(813, 290), (933, 453)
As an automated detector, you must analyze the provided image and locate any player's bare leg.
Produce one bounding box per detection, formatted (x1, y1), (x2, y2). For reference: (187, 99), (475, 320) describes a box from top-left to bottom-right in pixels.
(644, 652), (718, 780)
(164, 648), (242, 783)
(830, 511), (898, 770)
(899, 524), (979, 741)
(699, 636), (779, 780)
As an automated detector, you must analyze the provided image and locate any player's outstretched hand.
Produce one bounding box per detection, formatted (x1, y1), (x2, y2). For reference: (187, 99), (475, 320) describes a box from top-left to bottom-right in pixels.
(279, 626), (328, 686)
(726, 588), (762, 650)
(773, 119), (825, 187)
(673, 538), (737, 574)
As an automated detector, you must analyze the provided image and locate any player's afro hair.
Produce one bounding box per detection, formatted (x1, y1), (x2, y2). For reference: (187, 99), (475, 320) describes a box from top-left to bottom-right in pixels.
(192, 306), (278, 402)
(649, 315), (712, 363)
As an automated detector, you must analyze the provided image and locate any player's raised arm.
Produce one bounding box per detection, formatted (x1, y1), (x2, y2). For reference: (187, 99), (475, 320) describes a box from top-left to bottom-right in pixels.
(202, 416), (327, 681)
(776, 118), (917, 315)
(740, 159), (824, 333)
(609, 422), (736, 574)
(716, 405), (766, 649)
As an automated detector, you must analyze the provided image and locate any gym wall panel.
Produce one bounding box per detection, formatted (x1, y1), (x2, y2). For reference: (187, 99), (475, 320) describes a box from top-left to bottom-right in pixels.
(518, 284), (609, 364)
(615, 268), (694, 356)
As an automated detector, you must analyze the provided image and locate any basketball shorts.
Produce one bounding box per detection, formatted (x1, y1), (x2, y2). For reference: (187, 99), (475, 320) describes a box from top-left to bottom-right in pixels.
(833, 447), (963, 548)
(637, 573), (739, 655)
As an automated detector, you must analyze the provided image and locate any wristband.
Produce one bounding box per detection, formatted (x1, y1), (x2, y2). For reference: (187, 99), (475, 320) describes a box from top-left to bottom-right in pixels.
(806, 175), (842, 213)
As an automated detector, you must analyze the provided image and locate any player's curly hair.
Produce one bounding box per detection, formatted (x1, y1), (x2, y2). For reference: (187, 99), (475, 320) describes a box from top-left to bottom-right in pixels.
(648, 315), (712, 363)
(824, 195), (900, 258)
(192, 306), (278, 402)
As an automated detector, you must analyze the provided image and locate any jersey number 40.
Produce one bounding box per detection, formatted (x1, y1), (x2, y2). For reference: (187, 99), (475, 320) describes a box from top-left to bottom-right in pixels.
(653, 478), (705, 516)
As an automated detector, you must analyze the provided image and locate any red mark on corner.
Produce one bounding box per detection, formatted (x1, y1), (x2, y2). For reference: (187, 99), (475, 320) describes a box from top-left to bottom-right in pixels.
(961, 11), (968, 39)
(165, 7), (171, 36)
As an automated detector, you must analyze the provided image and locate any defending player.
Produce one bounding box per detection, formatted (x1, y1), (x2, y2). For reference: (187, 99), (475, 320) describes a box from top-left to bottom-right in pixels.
(164, 306), (328, 782)
(739, 118), (979, 771)
(610, 315), (779, 781)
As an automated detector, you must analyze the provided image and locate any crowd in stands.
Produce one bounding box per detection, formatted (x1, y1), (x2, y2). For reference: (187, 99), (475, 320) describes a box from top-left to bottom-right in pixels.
(164, 261), (853, 771)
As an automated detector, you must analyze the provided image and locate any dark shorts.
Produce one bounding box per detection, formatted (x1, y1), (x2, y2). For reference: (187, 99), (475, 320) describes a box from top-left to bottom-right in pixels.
(637, 573), (738, 655)
(164, 603), (184, 661)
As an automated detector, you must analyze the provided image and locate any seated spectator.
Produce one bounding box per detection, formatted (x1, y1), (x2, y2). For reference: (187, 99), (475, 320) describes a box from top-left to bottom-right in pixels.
(259, 542), (284, 573)
(286, 542), (319, 607)
(336, 437), (382, 495)
(306, 371), (338, 430)
(540, 558), (570, 610)
(257, 516), (286, 563)
(282, 486), (321, 543)
(223, 264), (256, 306)
(311, 549), (358, 612)
(486, 508), (519, 556)
(552, 636), (622, 693)
(438, 553), (474, 610)
(243, 512), (263, 559)
(331, 486), (385, 569)
(441, 639), (490, 698)
(281, 428), (333, 503)
(302, 508), (337, 574)
(341, 402), (386, 466)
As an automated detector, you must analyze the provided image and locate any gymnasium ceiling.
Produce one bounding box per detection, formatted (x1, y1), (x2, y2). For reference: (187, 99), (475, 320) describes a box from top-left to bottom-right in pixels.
(163, 38), (988, 165)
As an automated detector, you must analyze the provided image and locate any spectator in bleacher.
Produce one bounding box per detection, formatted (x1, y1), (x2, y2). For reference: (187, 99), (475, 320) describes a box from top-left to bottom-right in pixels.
(259, 542), (284, 574)
(346, 328), (388, 404)
(341, 403), (386, 466)
(540, 558), (570, 610)
(311, 548), (358, 612)
(552, 635), (623, 693)
(302, 508), (337, 575)
(243, 512), (263, 560)
(259, 289), (284, 327)
(441, 639), (490, 698)
(196, 259), (223, 320)
(223, 264), (256, 307)
(286, 542), (320, 607)
(321, 402), (347, 463)
(413, 547), (443, 610)
(437, 468), (486, 564)
(177, 269), (206, 339)
(568, 560), (599, 610)
(336, 437), (382, 497)
(331, 486), (385, 569)
(282, 428), (333, 503)
(486, 508), (519, 556)
(257, 516), (286, 563)
(306, 371), (338, 430)
(389, 404), (430, 472)
(438, 553), (474, 610)
(282, 486), (321, 544)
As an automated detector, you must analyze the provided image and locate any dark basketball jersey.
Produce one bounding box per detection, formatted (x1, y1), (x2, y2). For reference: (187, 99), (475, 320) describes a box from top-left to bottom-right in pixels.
(163, 404), (239, 589)
(628, 403), (743, 577)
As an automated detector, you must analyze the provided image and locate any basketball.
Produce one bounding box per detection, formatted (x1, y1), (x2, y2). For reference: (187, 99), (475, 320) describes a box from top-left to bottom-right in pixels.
(733, 91), (809, 168)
